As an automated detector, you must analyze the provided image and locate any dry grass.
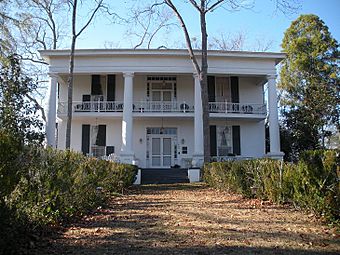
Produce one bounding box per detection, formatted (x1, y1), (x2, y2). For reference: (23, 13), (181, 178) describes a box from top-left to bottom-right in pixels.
(33, 183), (339, 254)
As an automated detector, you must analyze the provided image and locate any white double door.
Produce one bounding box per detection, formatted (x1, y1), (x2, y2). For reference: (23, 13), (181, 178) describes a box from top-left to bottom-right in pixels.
(151, 136), (173, 168)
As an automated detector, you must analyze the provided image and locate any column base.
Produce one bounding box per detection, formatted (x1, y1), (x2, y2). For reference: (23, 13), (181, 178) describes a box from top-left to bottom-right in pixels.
(266, 152), (285, 160)
(192, 154), (204, 167)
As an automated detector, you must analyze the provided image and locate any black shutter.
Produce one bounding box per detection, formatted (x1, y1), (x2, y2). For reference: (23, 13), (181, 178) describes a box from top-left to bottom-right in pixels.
(81, 125), (90, 155)
(96, 125), (106, 146)
(107, 75), (116, 101)
(91, 75), (102, 95)
(231, 76), (239, 103)
(106, 146), (115, 156)
(232, 125), (241, 155)
(208, 76), (216, 102)
(210, 125), (217, 157)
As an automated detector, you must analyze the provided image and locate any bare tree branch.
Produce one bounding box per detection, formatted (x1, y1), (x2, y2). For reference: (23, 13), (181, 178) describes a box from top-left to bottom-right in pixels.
(75, 0), (104, 38)
(164, 0), (201, 74)
(26, 93), (47, 122)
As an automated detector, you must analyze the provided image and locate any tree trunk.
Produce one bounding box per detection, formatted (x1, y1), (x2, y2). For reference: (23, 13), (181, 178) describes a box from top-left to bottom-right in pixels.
(65, 0), (77, 149)
(200, 2), (211, 162)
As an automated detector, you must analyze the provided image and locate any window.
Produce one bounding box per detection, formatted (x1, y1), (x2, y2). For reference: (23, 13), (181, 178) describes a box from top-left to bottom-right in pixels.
(147, 76), (177, 101)
(217, 126), (233, 156)
(146, 127), (177, 135)
(215, 77), (231, 102)
(182, 146), (188, 154)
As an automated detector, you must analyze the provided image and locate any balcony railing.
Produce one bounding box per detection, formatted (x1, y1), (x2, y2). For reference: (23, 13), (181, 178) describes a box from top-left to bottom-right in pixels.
(58, 101), (193, 114)
(209, 102), (266, 115)
(58, 101), (266, 115)
(133, 101), (193, 113)
(58, 101), (124, 114)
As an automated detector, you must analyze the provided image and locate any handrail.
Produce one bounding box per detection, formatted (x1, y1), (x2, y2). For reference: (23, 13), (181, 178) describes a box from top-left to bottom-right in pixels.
(133, 101), (193, 113)
(57, 101), (266, 115)
(209, 102), (266, 115)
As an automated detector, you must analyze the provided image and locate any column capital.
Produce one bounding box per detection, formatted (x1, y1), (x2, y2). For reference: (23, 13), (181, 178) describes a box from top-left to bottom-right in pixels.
(267, 74), (277, 80)
(123, 72), (134, 78)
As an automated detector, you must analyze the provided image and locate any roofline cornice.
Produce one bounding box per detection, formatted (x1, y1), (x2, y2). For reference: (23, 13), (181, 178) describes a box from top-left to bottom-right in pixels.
(39, 48), (285, 65)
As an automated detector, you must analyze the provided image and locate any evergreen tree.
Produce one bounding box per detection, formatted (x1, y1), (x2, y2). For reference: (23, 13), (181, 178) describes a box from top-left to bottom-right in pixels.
(279, 14), (339, 160)
(0, 54), (44, 144)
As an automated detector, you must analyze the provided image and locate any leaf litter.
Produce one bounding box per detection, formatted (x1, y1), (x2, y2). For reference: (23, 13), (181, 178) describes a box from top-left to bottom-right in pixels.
(32, 183), (339, 255)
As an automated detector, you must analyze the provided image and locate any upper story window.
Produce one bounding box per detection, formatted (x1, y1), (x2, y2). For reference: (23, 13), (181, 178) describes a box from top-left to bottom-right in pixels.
(208, 76), (239, 103)
(147, 76), (177, 101)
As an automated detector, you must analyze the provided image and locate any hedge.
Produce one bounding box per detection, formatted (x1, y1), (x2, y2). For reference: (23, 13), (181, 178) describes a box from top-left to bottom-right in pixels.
(0, 131), (137, 253)
(203, 150), (339, 224)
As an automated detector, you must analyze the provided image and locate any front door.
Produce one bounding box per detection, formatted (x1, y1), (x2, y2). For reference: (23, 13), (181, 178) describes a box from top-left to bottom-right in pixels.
(151, 136), (172, 167)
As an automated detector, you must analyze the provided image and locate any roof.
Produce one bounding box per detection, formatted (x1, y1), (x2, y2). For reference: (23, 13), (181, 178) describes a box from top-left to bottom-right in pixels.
(39, 48), (285, 65)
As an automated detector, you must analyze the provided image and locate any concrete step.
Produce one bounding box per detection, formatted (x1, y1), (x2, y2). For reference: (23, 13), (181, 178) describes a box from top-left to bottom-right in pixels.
(141, 168), (189, 184)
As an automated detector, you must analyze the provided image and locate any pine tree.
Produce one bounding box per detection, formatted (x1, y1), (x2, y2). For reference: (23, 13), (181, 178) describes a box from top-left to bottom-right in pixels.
(279, 14), (339, 159)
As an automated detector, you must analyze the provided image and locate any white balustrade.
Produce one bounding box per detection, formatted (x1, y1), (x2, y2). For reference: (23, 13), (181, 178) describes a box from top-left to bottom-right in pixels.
(208, 102), (266, 115)
(133, 101), (193, 113)
(57, 101), (266, 115)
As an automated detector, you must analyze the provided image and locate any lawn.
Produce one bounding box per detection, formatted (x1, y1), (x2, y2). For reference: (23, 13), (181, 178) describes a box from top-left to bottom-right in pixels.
(32, 183), (339, 254)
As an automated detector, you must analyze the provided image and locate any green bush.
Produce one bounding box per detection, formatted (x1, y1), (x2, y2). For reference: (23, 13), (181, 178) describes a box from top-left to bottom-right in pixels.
(204, 159), (283, 201)
(0, 132), (137, 253)
(285, 150), (339, 223)
(204, 151), (339, 224)
(7, 147), (137, 224)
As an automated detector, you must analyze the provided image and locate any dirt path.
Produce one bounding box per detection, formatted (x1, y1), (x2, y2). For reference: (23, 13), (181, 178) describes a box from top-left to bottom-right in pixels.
(33, 183), (339, 255)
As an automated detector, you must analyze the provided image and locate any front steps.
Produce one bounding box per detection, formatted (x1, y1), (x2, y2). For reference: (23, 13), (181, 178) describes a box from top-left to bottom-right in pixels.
(141, 168), (189, 184)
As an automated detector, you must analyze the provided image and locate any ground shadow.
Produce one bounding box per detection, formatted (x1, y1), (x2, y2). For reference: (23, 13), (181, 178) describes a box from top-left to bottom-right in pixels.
(30, 184), (339, 255)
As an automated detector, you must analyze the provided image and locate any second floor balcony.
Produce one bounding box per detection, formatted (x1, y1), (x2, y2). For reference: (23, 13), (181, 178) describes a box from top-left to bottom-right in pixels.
(57, 101), (266, 117)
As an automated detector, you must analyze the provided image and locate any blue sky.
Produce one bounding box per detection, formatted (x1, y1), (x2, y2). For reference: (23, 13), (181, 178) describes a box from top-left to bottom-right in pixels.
(77, 0), (340, 52)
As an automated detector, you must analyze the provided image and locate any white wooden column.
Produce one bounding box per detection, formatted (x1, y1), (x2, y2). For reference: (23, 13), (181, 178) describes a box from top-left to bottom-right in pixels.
(120, 72), (135, 163)
(192, 74), (204, 167)
(267, 75), (284, 159)
(46, 75), (58, 147)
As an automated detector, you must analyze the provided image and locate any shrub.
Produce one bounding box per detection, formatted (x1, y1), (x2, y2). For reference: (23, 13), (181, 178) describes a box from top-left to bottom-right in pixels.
(204, 150), (340, 225)
(204, 159), (283, 200)
(0, 133), (137, 253)
(285, 150), (339, 223)
(8, 148), (137, 224)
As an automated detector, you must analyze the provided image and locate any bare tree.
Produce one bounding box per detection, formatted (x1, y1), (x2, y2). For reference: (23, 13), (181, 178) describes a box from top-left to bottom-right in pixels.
(209, 31), (274, 51)
(3, 0), (69, 122)
(210, 31), (246, 51)
(65, 0), (104, 149)
(16, 0), (68, 63)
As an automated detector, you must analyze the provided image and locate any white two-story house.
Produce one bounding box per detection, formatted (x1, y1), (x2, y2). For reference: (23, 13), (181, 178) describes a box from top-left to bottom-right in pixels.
(41, 49), (284, 169)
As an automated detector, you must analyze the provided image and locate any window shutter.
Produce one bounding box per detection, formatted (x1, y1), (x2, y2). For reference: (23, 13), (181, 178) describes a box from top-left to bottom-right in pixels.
(208, 76), (216, 102)
(231, 76), (239, 103)
(232, 125), (241, 155)
(210, 125), (217, 157)
(91, 75), (102, 95)
(107, 75), (116, 101)
(81, 125), (90, 155)
(96, 125), (106, 146)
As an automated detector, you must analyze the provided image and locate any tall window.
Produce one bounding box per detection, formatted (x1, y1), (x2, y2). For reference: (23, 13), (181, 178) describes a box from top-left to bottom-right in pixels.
(215, 77), (231, 102)
(147, 76), (177, 101)
(217, 126), (233, 156)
